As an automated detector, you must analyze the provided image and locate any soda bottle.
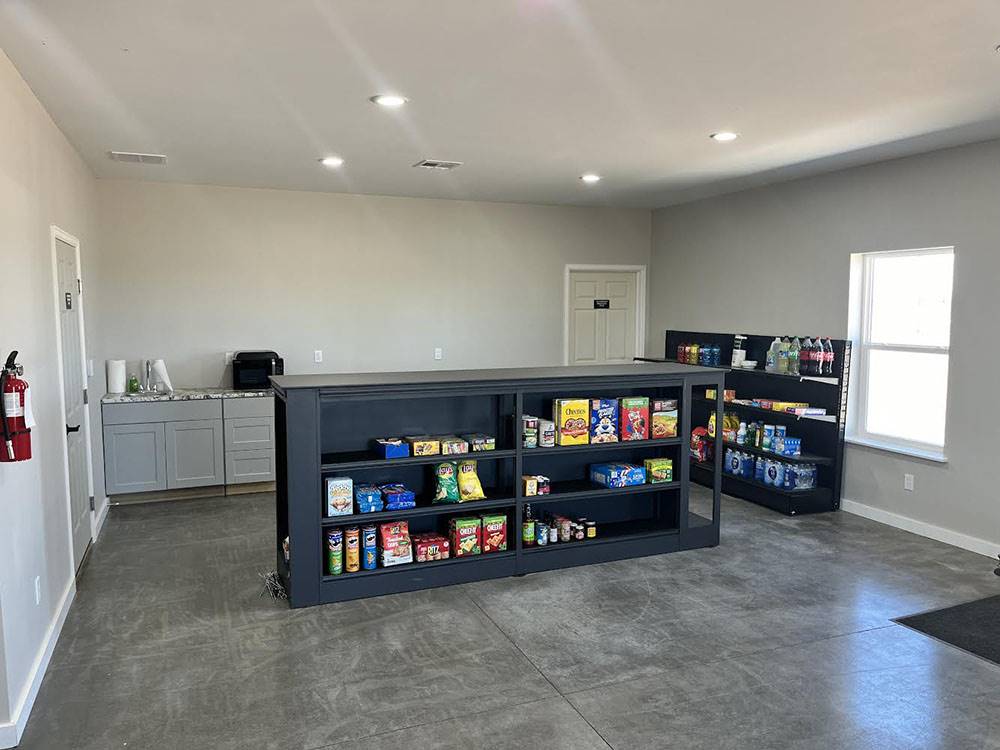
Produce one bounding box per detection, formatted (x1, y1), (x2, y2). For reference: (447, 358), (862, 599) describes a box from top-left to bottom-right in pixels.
(812, 337), (824, 375)
(822, 338), (835, 376)
(789, 337), (801, 376)
(799, 337), (812, 375)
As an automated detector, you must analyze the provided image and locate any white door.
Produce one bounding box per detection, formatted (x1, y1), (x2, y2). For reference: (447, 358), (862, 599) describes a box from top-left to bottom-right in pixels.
(568, 270), (638, 365)
(55, 235), (92, 569)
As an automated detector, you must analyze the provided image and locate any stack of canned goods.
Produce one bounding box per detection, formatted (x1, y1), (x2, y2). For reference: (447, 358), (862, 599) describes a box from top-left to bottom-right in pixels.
(522, 505), (597, 547)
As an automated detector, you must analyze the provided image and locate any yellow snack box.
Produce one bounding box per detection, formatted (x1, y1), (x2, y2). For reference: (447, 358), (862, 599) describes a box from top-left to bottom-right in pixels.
(644, 458), (673, 483)
(405, 435), (440, 456)
(552, 398), (590, 445)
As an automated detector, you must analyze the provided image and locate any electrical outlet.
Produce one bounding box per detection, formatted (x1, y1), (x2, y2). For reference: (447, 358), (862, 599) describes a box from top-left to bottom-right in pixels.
(314, 350), (323, 364)
(225, 351), (234, 365)
(434, 347), (443, 361)
(34, 576), (41, 605)
(904, 473), (915, 492)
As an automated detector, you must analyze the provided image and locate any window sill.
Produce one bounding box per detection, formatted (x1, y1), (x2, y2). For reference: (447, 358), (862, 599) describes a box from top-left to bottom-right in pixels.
(845, 435), (948, 464)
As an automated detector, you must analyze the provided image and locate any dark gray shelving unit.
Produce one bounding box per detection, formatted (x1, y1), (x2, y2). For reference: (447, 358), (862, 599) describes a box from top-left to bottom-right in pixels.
(272, 362), (725, 608)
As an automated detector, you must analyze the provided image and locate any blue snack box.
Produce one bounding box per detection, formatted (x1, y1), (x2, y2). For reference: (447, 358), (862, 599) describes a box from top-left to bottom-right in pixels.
(590, 462), (646, 488)
(782, 437), (802, 457)
(589, 399), (619, 444)
(374, 438), (410, 459)
(380, 483), (417, 510)
(355, 484), (384, 513)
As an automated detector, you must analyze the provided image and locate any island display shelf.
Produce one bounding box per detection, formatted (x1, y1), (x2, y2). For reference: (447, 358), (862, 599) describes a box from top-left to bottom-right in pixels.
(272, 362), (725, 608)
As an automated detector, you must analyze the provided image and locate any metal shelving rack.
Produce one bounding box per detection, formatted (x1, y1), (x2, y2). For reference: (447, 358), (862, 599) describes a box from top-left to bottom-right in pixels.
(644, 331), (851, 516)
(272, 363), (725, 608)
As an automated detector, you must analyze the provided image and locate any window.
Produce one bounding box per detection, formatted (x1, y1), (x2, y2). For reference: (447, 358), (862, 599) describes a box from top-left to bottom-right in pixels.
(848, 247), (954, 460)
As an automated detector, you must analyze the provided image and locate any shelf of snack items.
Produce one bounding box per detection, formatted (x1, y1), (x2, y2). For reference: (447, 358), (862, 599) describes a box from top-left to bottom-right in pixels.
(321, 433), (514, 471)
(321, 511), (516, 581)
(518, 516), (679, 554)
(696, 389), (837, 424)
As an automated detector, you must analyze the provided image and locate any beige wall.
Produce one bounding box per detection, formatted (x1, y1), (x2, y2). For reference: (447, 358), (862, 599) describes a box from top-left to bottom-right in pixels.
(648, 138), (1000, 555)
(93, 181), (651, 388)
(0, 48), (98, 739)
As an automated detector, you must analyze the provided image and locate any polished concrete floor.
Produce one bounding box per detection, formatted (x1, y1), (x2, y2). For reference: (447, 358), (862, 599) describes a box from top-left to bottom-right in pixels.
(19, 488), (1000, 749)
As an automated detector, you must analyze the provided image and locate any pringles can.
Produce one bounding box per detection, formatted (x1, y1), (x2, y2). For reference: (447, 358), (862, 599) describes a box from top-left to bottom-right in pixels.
(345, 527), (360, 573)
(326, 529), (343, 576)
(362, 525), (377, 570)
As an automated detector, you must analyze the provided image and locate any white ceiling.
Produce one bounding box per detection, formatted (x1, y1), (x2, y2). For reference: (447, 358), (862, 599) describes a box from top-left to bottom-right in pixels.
(2, 0), (1000, 208)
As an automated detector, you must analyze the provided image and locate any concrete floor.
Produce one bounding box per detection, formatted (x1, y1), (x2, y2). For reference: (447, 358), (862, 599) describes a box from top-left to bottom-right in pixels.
(19, 488), (1000, 749)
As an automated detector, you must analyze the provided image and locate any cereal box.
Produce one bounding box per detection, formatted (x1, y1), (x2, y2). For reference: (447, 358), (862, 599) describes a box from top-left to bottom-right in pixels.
(589, 399), (619, 443)
(553, 398), (590, 445)
(590, 462), (646, 487)
(325, 477), (353, 516)
(651, 399), (678, 439)
(481, 513), (508, 553)
(413, 533), (450, 562)
(619, 397), (649, 441)
(405, 435), (440, 456)
(644, 458), (673, 483)
(378, 520), (413, 567)
(449, 516), (481, 557)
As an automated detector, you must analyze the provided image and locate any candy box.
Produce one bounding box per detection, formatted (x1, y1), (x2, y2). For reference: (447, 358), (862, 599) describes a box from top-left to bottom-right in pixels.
(379, 520), (413, 567)
(589, 399), (619, 443)
(644, 458), (673, 483)
(413, 533), (450, 562)
(380, 483), (416, 510)
(405, 435), (440, 456)
(522, 475), (538, 497)
(590, 462), (646, 488)
(552, 399), (589, 445)
(325, 477), (353, 516)
(449, 516), (481, 557)
(481, 513), (508, 553)
(355, 484), (383, 513)
(437, 435), (469, 455)
(373, 438), (410, 459)
(463, 433), (496, 452)
(619, 397), (649, 441)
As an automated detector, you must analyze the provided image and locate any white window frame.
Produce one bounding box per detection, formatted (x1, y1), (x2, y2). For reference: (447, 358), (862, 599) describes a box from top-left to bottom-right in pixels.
(847, 246), (953, 462)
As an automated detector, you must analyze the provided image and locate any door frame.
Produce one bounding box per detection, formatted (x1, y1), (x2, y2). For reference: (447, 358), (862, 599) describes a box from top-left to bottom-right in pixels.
(49, 226), (97, 569)
(563, 264), (647, 365)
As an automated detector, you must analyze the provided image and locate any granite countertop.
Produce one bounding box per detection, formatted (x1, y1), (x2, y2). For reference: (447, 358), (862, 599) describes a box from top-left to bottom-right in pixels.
(102, 387), (272, 404)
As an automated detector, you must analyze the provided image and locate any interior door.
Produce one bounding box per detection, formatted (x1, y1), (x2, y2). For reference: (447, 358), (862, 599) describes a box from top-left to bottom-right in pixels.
(56, 236), (92, 569)
(568, 270), (637, 365)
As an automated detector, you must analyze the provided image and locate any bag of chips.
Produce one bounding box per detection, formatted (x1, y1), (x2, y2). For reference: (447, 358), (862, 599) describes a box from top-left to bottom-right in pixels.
(433, 461), (460, 503)
(457, 460), (486, 501)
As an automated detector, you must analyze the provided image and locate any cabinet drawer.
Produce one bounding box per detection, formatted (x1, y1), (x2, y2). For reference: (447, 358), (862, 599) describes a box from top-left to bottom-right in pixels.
(103, 399), (222, 425)
(225, 417), (274, 452)
(225, 449), (275, 484)
(223, 396), (274, 419)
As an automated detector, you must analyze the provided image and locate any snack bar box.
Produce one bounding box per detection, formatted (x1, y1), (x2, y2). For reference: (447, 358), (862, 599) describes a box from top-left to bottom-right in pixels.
(373, 438), (410, 459)
(590, 463), (646, 488)
(651, 399), (678, 439)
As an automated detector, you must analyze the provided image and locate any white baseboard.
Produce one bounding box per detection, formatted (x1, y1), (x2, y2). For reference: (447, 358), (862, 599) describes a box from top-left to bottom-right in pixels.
(0, 580), (76, 749)
(93, 495), (110, 541)
(841, 498), (997, 559)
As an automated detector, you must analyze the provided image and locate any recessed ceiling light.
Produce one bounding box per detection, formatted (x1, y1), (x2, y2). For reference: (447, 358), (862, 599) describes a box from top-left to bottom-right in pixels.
(580, 173), (601, 184)
(710, 131), (739, 142)
(370, 94), (408, 108)
(319, 156), (344, 168)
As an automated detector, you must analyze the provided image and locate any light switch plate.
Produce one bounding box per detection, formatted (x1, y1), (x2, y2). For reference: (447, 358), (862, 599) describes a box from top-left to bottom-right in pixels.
(314, 350), (323, 364)
(904, 473), (914, 491)
(434, 347), (443, 361)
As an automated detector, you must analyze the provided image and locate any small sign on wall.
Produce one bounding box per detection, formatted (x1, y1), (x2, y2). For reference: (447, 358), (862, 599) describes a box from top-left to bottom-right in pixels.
(65, 292), (73, 310)
(593, 299), (610, 309)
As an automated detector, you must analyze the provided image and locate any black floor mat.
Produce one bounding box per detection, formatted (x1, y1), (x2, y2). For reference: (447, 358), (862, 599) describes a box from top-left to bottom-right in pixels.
(896, 595), (1000, 665)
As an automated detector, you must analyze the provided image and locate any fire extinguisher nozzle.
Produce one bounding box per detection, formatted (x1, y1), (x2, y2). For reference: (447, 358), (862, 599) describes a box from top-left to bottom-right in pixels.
(4, 440), (14, 461)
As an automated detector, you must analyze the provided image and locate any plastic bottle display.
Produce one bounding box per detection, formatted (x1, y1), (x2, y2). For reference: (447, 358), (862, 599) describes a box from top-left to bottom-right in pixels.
(789, 338), (801, 376)
(799, 337), (812, 375)
(822, 338), (835, 376)
(765, 337), (782, 373)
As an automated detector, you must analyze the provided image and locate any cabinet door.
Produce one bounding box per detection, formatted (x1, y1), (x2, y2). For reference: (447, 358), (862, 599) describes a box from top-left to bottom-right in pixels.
(165, 419), (225, 489)
(225, 449), (276, 484)
(104, 422), (166, 494)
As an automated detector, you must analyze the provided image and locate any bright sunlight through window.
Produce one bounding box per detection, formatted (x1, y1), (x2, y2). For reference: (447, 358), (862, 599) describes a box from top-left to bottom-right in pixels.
(848, 247), (954, 460)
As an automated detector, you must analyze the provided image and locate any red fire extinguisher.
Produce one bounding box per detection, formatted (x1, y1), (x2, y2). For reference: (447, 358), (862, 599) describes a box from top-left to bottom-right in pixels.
(1, 351), (32, 462)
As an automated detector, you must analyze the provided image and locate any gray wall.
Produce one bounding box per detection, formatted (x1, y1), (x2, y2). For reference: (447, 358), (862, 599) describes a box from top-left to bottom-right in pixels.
(94, 180), (651, 388)
(648, 138), (1000, 554)
(0, 48), (98, 732)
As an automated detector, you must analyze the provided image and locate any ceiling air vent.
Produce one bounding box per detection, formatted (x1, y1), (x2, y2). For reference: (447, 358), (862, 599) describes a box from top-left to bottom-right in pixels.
(412, 159), (462, 171)
(108, 151), (168, 165)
